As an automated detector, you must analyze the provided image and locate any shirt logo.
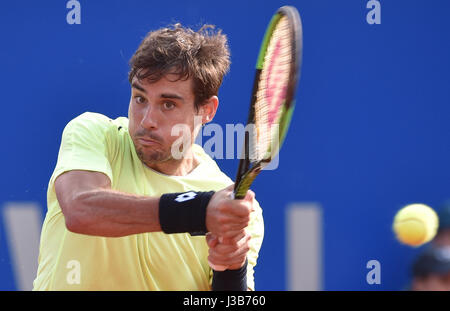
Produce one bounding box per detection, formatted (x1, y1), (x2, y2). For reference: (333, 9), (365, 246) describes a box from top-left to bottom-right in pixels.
(175, 192), (197, 202)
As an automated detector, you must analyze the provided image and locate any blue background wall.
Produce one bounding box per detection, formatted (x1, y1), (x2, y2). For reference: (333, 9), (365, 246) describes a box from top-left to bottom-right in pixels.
(1, 0), (449, 290)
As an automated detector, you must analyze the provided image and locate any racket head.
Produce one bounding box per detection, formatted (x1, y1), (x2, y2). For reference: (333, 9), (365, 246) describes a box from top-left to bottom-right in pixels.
(234, 6), (303, 199)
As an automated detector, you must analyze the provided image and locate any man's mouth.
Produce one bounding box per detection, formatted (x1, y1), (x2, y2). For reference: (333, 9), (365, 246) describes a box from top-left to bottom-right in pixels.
(138, 137), (161, 147)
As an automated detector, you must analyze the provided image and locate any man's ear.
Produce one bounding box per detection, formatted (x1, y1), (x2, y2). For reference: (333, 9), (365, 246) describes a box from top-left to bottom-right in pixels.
(199, 96), (219, 125)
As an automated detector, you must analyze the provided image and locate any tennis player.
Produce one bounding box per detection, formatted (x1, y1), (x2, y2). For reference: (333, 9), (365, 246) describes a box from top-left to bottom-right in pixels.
(33, 24), (264, 291)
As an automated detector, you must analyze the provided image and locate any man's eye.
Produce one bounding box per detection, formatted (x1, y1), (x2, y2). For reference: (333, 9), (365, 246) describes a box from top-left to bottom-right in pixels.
(163, 101), (175, 109)
(134, 96), (146, 104)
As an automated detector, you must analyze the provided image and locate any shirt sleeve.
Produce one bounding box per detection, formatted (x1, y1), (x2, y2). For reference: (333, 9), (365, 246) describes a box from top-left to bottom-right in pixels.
(50, 112), (114, 185)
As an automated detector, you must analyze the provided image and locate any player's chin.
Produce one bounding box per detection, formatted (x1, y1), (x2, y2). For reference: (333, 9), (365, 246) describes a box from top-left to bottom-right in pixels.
(136, 146), (171, 164)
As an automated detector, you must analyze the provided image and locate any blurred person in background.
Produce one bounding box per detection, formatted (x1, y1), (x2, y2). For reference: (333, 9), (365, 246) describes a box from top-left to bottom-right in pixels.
(410, 245), (450, 291)
(432, 201), (450, 247)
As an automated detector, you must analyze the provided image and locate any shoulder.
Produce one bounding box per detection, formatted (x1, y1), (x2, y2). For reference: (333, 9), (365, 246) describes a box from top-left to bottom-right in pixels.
(65, 112), (115, 132)
(63, 112), (129, 139)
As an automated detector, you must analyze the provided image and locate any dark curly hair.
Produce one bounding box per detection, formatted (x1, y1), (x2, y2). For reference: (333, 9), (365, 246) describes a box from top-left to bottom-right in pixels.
(128, 23), (231, 110)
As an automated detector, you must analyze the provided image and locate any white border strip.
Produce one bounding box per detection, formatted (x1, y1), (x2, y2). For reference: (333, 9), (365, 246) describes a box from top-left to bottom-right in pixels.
(286, 203), (323, 291)
(3, 202), (42, 291)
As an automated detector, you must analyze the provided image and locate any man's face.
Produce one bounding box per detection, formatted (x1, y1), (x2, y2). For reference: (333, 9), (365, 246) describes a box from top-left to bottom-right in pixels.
(128, 74), (201, 167)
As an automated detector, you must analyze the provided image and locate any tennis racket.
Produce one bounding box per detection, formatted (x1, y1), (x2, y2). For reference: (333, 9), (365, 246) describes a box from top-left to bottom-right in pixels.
(209, 5), (303, 272)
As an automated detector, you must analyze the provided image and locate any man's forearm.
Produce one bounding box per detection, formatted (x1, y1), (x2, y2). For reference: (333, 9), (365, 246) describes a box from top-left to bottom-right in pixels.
(66, 188), (161, 237)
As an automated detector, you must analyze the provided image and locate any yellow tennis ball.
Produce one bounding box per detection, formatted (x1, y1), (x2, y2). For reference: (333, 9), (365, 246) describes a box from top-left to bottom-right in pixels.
(393, 203), (439, 247)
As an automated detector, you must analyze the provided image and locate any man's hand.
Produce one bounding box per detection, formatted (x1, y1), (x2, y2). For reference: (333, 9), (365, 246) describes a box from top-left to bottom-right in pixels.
(206, 230), (251, 270)
(205, 186), (255, 270)
(205, 185), (255, 238)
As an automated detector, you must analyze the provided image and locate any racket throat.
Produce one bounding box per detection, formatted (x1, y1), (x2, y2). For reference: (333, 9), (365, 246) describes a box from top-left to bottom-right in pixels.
(233, 165), (262, 199)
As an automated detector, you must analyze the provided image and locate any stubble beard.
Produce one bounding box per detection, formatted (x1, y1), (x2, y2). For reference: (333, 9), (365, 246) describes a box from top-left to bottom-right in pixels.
(135, 145), (173, 166)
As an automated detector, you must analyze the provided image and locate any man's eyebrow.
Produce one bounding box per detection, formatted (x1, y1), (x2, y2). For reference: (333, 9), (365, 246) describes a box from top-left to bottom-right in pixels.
(131, 82), (147, 93)
(131, 82), (184, 101)
(161, 93), (184, 101)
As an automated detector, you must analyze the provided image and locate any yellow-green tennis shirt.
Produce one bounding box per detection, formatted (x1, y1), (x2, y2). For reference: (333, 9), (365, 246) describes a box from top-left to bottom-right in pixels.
(33, 112), (264, 291)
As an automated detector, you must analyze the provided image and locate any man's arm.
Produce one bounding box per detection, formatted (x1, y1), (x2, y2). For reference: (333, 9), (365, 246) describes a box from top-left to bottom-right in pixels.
(55, 170), (161, 237)
(55, 170), (254, 238)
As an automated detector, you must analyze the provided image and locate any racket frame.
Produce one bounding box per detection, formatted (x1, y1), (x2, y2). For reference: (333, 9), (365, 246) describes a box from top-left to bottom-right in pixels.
(233, 5), (302, 199)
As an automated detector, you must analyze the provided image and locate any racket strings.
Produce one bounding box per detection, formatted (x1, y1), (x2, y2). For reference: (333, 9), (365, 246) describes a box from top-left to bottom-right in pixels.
(252, 16), (292, 162)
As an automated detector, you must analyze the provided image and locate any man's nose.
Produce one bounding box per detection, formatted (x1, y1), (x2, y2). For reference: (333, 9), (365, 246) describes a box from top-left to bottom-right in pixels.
(141, 104), (159, 129)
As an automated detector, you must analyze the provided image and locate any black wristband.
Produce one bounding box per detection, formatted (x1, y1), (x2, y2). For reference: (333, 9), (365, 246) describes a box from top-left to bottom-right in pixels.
(159, 191), (215, 236)
(212, 258), (248, 291)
